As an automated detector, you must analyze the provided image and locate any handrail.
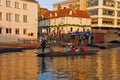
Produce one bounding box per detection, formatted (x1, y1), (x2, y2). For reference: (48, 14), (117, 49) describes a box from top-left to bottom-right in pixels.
(18, 38), (38, 44)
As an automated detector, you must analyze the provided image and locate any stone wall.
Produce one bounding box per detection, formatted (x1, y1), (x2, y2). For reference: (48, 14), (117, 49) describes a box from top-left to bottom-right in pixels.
(104, 34), (120, 42)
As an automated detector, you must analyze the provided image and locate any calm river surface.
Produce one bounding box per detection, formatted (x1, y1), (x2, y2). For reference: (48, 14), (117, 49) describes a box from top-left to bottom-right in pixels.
(0, 48), (120, 80)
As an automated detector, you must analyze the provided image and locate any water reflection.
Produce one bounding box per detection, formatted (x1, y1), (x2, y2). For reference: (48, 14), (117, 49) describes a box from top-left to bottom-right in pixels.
(37, 48), (120, 80)
(0, 50), (38, 80)
(0, 48), (120, 80)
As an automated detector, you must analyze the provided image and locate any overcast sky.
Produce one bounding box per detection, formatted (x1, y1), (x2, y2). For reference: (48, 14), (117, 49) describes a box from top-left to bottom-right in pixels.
(37, 0), (62, 10)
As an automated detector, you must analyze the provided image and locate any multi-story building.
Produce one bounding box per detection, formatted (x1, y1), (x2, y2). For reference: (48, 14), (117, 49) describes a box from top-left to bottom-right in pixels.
(0, 0), (38, 42)
(38, 8), (91, 34)
(53, 0), (86, 11)
(53, 0), (120, 33)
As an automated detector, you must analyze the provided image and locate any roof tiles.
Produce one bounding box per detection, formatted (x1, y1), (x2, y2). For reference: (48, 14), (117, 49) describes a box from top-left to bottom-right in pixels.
(41, 8), (90, 19)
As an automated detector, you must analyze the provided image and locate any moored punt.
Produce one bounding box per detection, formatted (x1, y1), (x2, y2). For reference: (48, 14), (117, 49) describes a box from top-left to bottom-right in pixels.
(36, 50), (100, 57)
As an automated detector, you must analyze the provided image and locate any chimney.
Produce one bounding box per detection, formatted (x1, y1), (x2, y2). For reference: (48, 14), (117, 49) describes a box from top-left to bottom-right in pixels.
(80, 0), (87, 10)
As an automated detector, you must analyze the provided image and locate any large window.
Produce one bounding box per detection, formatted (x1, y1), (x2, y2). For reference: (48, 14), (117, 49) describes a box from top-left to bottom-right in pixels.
(117, 19), (120, 25)
(103, 9), (115, 16)
(88, 9), (98, 15)
(23, 29), (27, 34)
(103, 0), (115, 7)
(117, 11), (120, 17)
(102, 18), (114, 25)
(23, 3), (27, 10)
(118, 2), (120, 8)
(0, 12), (2, 20)
(23, 15), (27, 22)
(15, 2), (19, 8)
(15, 14), (20, 22)
(0, 28), (2, 34)
(87, 0), (98, 7)
(6, 28), (11, 34)
(6, 0), (11, 7)
(91, 18), (98, 24)
(6, 13), (11, 21)
(15, 28), (19, 34)
(0, 0), (2, 5)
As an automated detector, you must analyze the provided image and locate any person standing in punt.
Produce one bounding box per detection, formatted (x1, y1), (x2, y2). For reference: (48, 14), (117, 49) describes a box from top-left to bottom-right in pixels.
(40, 35), (46, 53)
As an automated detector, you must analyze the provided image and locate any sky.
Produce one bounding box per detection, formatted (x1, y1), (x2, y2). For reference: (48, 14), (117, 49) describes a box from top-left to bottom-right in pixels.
(37, 0), (62, 10)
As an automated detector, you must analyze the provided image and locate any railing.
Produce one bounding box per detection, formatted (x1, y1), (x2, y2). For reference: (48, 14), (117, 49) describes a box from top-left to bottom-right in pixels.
(18, 38), (38, 44)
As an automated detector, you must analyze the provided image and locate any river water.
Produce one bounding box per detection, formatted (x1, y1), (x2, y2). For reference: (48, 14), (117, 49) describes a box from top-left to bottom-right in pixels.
(0, 48), (120, 80)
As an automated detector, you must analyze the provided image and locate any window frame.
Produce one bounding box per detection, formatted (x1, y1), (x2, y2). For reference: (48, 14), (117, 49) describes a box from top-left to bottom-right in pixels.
(6, 0), (11, 7)
(23, 15), (28, 22)
(23, 3), (27, 10)
(15, 2), (19, 9)
(15, 14), (20, 22)
(6, 28), (12, 34)
(6, 13), (11, 21)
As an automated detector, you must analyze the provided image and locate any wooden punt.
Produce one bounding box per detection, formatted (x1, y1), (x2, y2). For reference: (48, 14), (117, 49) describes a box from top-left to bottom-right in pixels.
(36, 50), (100, 57)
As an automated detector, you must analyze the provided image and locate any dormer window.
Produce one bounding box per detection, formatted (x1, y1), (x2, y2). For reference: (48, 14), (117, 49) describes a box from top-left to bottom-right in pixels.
(55, 12), (57, 17)
(42, 15), (44, 18)
(69, 10), (72, 15)
(50, 13), (52, 17)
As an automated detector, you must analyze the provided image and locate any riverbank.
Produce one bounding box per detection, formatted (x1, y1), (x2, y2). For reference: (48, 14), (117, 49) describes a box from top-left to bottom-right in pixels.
(0, 41), (120, 53)
(0, 43), (39, 53)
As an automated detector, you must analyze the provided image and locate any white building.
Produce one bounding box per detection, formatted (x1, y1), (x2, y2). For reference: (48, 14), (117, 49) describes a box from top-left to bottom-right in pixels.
(87, 0), (120, 33)
(0, 0), (38, 42)
(39, 8), (91, 34)
(53, 0), (86, 11)
(53, 0), (120, 33)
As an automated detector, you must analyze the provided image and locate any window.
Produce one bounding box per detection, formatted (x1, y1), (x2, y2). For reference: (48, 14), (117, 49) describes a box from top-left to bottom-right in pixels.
(88, 9), (98, 15)
(0, 12), (2, 20)
(70, 27), (73, 32)
(23, 29), (27, 34)
(117, 11), (120, 17)
(23, 3), (27, 10)
(91, 18), (98, 24)
(87, 0), (98, 7)
(117, 19), (120, 25)
(102, 18), (114, 25)
(23, 15), (27, 22)
(103, 9), (115, 16)
(6, 28), (11, 34)
(15, 28), (19, 34)
(6, 13), (11, 21)
(6, 0), (11, 7)
(0, 0), (2, 5)
(103, 0), (115, 7)
(28, 33), (33, 36)
(15, 14), (20, 22)
(118, 2), (120, 8)
(0, 28), (2, 34)
(69, 10), (72, 15)
(15, 2), (19, 8)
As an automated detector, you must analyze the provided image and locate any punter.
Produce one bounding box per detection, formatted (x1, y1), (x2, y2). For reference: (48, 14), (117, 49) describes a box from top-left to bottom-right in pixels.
(40, 35), (46, 53)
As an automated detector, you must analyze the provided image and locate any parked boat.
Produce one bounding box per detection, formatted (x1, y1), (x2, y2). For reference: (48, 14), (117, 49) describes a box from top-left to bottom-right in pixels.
(36, 49), (100, 57)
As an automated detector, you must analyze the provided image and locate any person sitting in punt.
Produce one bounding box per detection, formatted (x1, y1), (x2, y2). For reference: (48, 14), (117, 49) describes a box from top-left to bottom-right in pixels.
(82, 45), (87, 53)
(70, 46), (75, 53)
(64, 45), (70, 52)
(75, 47), (80, 52)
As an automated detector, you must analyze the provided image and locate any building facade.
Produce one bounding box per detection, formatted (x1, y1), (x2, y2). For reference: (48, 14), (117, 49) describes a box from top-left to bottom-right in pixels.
(38, 8), (91, 35)
(53, 0), (87, 11)
(88, 0), (120, 33)
(0, 0), (38, 42)
(53, 0), (120, 33)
